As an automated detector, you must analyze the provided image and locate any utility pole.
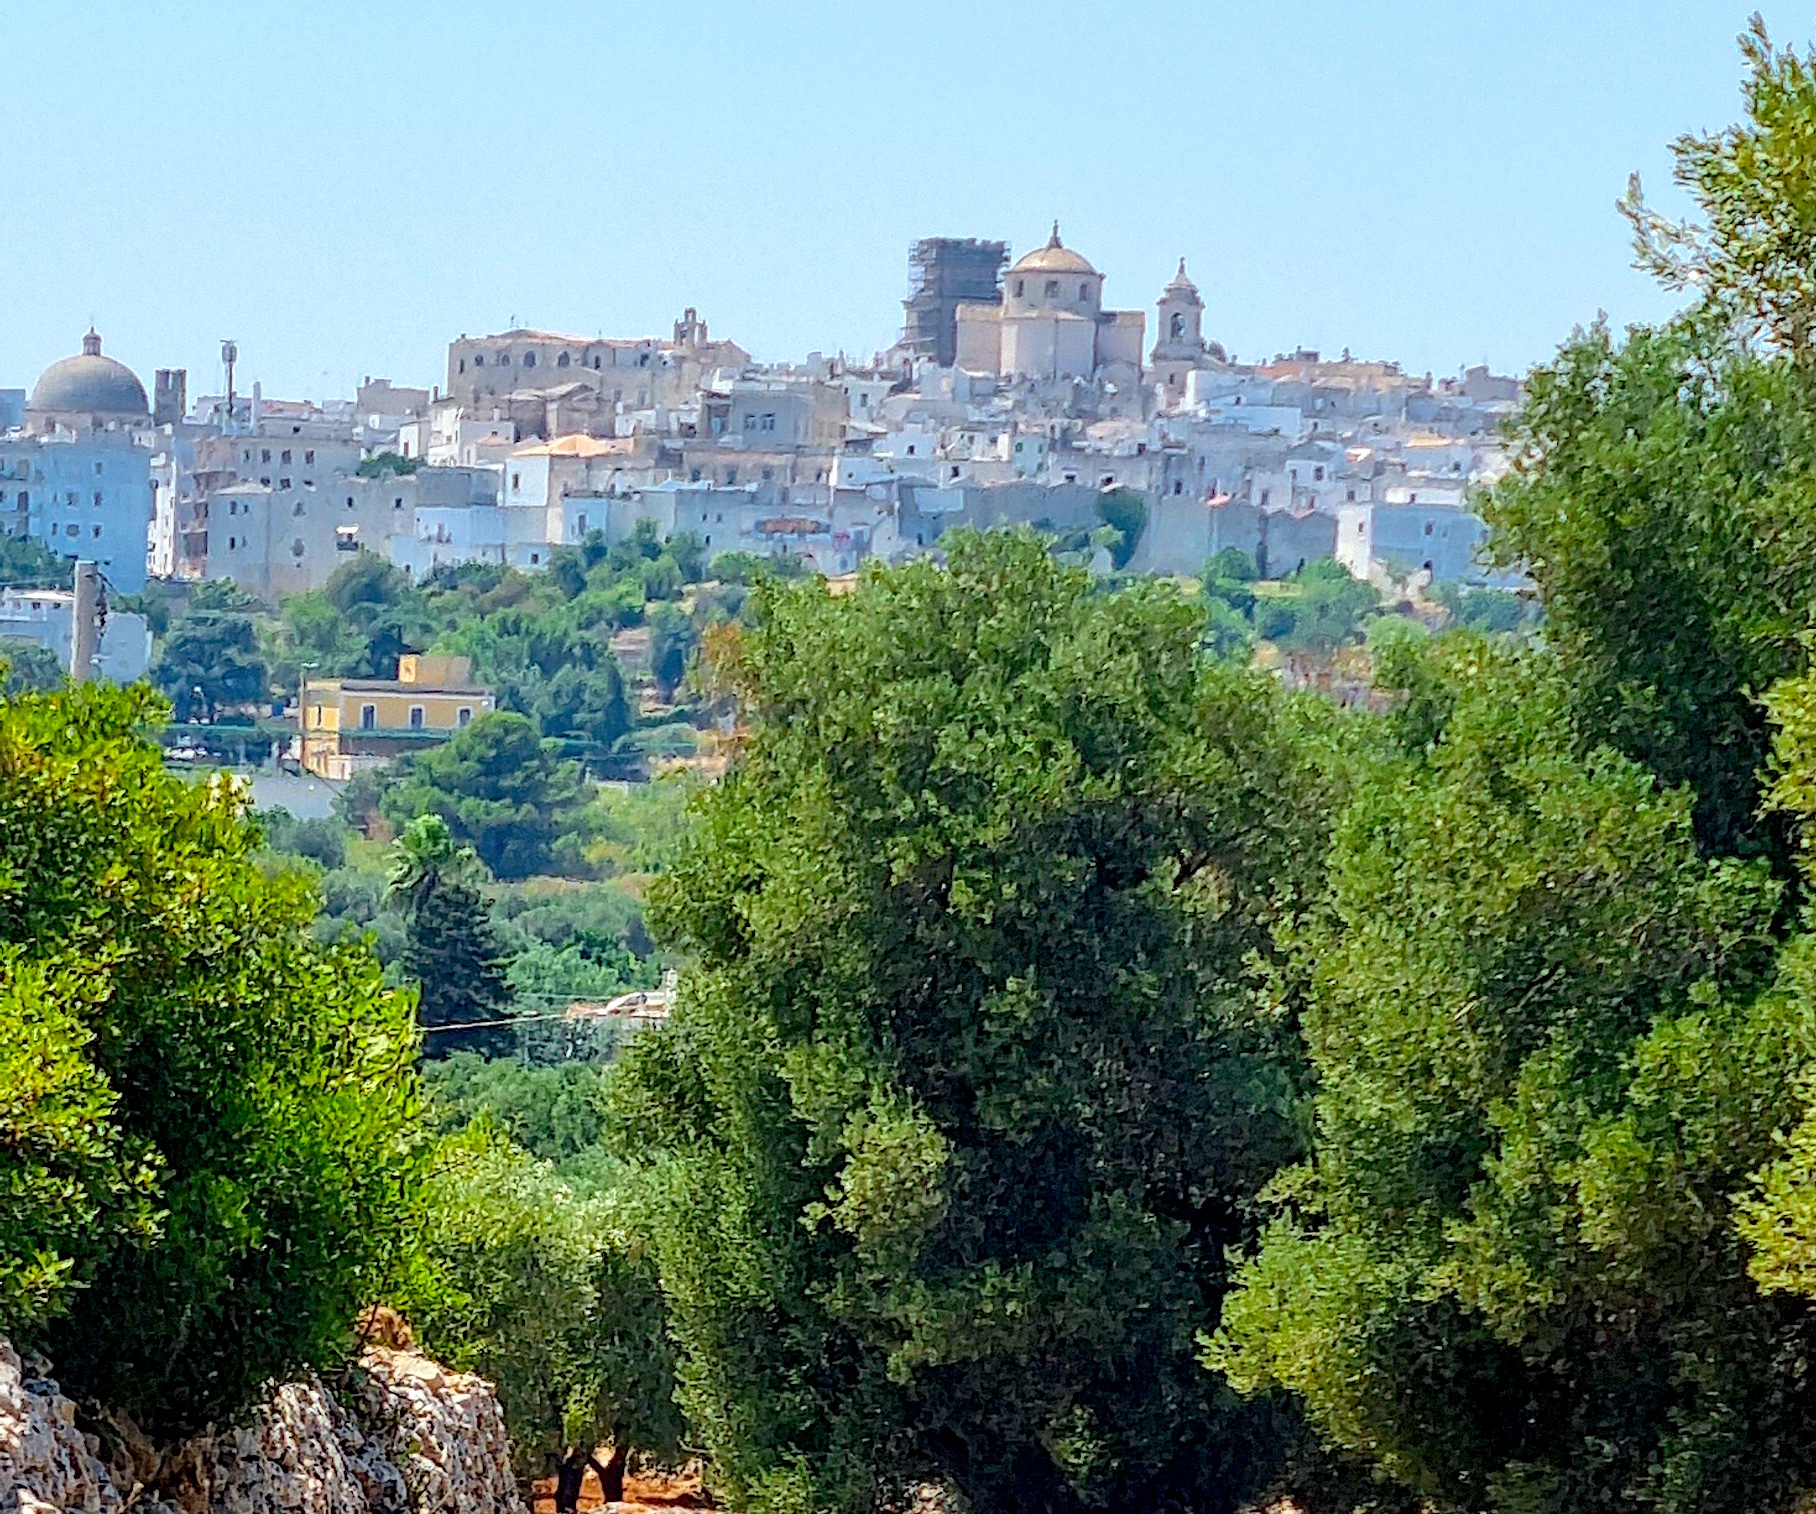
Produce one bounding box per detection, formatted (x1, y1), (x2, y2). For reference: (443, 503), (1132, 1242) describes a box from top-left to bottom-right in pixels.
(70, 561), (98, 684)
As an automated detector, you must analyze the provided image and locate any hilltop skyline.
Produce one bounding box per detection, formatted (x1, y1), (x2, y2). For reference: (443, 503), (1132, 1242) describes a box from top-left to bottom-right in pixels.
(0, 1), (1771, 399)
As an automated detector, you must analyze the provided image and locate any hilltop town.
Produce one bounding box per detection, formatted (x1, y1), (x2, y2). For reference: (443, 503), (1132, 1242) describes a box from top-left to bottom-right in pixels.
(0, 223), (1519, 655)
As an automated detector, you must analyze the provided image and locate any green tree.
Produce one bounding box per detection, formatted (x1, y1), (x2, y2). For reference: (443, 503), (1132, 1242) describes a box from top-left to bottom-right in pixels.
(646, 603), (695, 699)
(154, 608), (269, 721)
(389, 816), (515, 1057)
(400, 1130), (685, 1514)
(0, 680), (422, 1432)
(1209, 640), (1816, 1513)
(424, 1054), (606, 1167)
(0, 534), (73, 589)
(1488, 26), (1816, 860)
(381, 710), (587, 878)
(1623, 19), (1816, 361)
(0, 642), (65, 693)
(1093, 487), (1148, 568)
(608, 530), (1374, 1514)
(535, 661), (633, 750)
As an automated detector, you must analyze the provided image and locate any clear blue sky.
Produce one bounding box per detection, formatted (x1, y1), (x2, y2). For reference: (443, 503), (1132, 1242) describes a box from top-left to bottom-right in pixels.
(0, 2), (1787, 401)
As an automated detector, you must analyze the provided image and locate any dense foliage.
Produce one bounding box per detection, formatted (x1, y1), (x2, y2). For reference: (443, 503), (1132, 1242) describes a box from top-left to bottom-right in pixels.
(0, 681), (423, 1432)
(401, 1130), (683, 1514)
(608, 531), (1382, 1514)
(390, 815), (516, 1056)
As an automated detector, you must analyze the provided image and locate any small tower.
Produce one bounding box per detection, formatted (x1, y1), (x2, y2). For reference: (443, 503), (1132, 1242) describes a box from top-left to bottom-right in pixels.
(1150, 259), (1210, 407)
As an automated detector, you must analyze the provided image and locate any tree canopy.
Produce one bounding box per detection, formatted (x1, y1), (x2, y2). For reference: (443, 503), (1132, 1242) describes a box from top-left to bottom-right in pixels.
(609, 530), (1378, 1514)
(0, 680), (423, 1432)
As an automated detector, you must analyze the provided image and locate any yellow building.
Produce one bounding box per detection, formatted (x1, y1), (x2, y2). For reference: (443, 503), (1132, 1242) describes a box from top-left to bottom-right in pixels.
(300, 654), (495, 780)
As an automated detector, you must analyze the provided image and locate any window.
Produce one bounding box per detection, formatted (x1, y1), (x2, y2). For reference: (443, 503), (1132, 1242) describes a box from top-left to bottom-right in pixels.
(91, 525), (101, 538)
(279, 478), (290, 490)
(1346, 488), (1357, 502)
(472, 354), (483, 367)
(261, 449), (271, 464)
(260, 476), (270, 486)
(280, 449), (292, 464)
(1172, 480), (1183, 495)
(360, 704), (376, 730)
(575, 513), (587, 536)
(592, 356), (601, 369)
(335, 524), (359, 550)
(1079, 283), (1089, 300)
(18, 492), (27, 509)
(293, 500), (305, 516)
(459, 359), (466, 373)
(523, 352), (536, 368)
(394, 496), (404, 509)
(1170, 313), (1185, 339)
(292, 537), (305, 556)
(346, 496), (355, 508)
(304, 450), (314, 465)
(499, 352), (511, 365)
(1259, 490), (1270, 507)
(529, 551), (540, 565)
(557, 352), (570, 368)
(458, 707), (473, 727)
(93, 461), (103, 476)
(724, 467), (737, 485)
(511, 472), (520, 491)
(408, 706), (425, 730)
(227, 535), (237, 549)
(1014, 279), (1024, 297)
(91, 491), (102, 507)
(1423, 521), (1434, 536)
(1314, 466), (1325, 482)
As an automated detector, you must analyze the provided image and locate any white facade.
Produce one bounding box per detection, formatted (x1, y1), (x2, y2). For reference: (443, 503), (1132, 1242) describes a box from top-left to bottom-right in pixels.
(0, 435), (153, 591)
(1336, 499), (1496, 585)
(0, 587), (151, 683)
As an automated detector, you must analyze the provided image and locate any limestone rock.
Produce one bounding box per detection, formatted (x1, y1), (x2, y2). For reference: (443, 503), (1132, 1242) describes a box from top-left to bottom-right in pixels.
(0, 1337), (524, 1514)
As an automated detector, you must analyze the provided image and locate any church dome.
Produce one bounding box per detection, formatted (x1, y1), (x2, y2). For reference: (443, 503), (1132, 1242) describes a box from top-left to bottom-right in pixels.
(29, 330), (149, 419)
(1011, 222), (1099, 277)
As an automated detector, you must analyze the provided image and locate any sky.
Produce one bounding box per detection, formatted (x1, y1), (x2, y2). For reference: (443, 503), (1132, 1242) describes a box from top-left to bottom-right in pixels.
(0, 2), (1794, 401)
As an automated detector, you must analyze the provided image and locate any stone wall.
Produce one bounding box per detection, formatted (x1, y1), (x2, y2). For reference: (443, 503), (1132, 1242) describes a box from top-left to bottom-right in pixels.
(0, 1338), (524, 1514)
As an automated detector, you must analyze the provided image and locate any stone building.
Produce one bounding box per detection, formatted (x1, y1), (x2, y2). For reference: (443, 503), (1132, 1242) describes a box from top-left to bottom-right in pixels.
(1149, 260), (1226, 407)
(25, 329), (149, 436)
(953, 226), (1144, 381)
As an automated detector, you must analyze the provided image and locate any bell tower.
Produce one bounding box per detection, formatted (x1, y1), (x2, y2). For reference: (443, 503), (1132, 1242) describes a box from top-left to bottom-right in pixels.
(1150, 259), (1209, 407)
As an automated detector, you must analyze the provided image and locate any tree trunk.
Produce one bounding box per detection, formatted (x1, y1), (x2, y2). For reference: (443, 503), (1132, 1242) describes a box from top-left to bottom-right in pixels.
(591, 1443), (629, 1504)
(554, 1448), (590, 1514)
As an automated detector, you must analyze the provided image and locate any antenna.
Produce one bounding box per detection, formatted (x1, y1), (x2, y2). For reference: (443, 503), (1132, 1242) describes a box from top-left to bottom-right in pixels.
(221, 340), (238, 428)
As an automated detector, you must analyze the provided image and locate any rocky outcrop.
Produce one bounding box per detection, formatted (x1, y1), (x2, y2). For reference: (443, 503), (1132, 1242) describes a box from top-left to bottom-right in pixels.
(0, 1339), (123, 1514)
(0, 1338), (524, 1514)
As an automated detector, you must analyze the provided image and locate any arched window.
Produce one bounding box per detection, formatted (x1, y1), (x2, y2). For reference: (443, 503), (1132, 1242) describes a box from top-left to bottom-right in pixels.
(473, 354), (484, 367)
(557, 351), (570, 368)
(523, 351), (536, 368)
(1170, 313), (1185, 339)
(1079, 283), (1089, 301)
(1044, 280), (1060, 299)
(1013, 279), (1024, 297)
